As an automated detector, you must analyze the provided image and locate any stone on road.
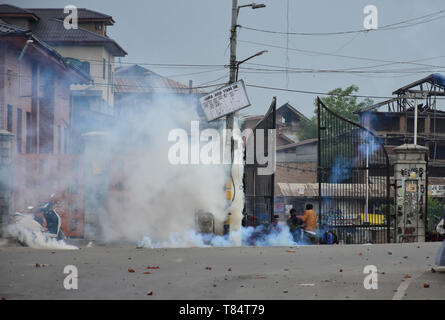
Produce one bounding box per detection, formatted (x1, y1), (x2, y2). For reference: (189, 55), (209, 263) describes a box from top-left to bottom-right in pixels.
(0, 242), (444, 300)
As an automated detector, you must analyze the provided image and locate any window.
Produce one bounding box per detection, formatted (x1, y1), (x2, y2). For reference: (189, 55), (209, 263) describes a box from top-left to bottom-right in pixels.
(7, 104), (12, 132)
(64, 127), (69, 154)
(103, 58), (106, 80)
(81, 61), (90, 75)
(95, 23), (103, 31)
(57, 125), (62, 154)
(17, 108), (22, 153)
(108, 61), (113, 92)
(26, 112), (31, 153)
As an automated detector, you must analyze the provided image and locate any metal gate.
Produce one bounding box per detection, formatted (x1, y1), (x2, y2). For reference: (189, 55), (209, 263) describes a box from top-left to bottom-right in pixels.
(317, 97), (391, 244)
(243, 97), (276, 227)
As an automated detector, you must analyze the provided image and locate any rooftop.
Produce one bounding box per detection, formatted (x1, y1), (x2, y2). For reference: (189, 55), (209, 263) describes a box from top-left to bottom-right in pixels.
(0, 5), (126, 56)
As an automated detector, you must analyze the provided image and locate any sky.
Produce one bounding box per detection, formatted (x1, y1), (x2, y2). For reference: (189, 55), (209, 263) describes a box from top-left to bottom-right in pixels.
(9, 0), (445, 118)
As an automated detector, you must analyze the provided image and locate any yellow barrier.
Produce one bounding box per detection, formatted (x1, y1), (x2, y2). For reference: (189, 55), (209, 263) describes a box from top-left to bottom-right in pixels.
(359, 213), (385, 225)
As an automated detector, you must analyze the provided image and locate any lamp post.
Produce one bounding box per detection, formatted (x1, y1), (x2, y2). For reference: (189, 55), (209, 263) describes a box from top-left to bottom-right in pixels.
(227, 1), (266, 131)
(227, 0), (266, 147)
(235, 50), (268, 81)
(226, 1), (266, 242)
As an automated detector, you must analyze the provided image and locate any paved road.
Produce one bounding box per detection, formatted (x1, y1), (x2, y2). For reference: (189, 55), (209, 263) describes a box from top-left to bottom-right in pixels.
(0, 241), (444, 300)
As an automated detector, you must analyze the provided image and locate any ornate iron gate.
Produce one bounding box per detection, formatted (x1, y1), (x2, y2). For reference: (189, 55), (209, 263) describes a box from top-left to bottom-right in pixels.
(243, 97), (276, 227)
(317, 97), (391, 244)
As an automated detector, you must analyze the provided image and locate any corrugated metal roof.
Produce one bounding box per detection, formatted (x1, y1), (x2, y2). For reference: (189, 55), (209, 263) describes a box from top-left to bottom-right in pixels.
(114, 64), (205, 94)
(276, 180), (388, 198)
(276, 138), (317, 151)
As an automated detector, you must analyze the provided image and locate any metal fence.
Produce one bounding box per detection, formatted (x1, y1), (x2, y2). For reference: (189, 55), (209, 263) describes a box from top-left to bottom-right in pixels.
(243, 97), (276, 227)
(317, 97), (391, 244)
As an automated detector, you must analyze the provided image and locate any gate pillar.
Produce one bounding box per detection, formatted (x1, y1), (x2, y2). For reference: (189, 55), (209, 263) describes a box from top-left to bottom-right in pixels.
(0, 130), (13, 238)
(394, 144), (428, 243)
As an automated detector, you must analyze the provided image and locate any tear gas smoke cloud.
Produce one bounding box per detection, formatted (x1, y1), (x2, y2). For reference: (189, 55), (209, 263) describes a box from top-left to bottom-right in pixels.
(7, 223), (78, 250)
(88, 93), (229, 243)
(139, 224), (303, 248)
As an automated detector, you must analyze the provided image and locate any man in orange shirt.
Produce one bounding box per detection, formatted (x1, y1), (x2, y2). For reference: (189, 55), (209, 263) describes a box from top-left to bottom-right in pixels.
(299, 204), (318, 244)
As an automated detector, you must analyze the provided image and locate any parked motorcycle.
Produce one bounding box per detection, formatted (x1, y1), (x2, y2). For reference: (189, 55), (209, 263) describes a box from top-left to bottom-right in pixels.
(9, 194), (66, 245)
(436, 216), (445, 267)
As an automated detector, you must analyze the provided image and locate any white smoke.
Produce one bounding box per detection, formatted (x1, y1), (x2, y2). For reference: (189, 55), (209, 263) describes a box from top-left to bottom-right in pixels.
(138, 224), (303, 248)
(85, 94), (228, 243)
(7, 221), (78, 250)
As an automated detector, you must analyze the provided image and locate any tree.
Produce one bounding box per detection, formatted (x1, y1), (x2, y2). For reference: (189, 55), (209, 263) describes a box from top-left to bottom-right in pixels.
(298, 85), (373, 140)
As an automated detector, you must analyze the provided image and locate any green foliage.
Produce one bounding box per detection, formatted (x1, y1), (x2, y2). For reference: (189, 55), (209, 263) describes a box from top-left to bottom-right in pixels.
(427, 197), (443, 232)
(298, 117), (317, 141)
(298, 85), (373, 140)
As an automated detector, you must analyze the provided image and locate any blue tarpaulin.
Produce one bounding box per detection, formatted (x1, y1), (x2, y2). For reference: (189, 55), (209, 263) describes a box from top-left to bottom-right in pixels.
(431, 73), (445, 89)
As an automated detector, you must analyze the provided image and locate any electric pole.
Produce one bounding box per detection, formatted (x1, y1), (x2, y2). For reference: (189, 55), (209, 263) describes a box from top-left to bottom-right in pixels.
(226, 0), (238, 137)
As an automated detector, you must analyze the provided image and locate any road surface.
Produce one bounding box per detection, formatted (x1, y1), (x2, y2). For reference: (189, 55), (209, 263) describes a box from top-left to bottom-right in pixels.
(0, 241), (444, 300)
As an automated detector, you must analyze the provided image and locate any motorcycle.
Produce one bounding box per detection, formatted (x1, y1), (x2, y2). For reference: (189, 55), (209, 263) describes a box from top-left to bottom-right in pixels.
(9, 194), (66, 246)
(436, 216), (445, 267)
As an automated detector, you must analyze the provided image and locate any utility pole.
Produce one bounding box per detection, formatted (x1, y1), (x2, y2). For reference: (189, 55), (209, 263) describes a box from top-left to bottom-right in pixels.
(225, 1), (266, 241)
(226, 0), (238, 140)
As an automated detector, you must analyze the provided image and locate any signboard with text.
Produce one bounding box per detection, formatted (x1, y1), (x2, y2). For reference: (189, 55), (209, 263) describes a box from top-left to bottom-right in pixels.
(199, 80), (251, 122)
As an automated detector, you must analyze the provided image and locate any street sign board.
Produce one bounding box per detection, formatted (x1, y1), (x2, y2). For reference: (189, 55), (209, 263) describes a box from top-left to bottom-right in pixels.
(199, 80), (251, 122)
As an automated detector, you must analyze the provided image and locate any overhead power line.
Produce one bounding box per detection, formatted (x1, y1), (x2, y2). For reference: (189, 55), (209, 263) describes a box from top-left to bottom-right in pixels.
(239, 9), (445, 36)
(238, 39), (445, 69)
(244, 83), (445, 100)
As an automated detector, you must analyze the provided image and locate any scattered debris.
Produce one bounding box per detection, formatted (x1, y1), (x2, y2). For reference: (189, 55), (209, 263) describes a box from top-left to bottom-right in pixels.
(205, 266), (212, 270)
(300, 283), (315, 287)
(286, 249), (296, 253)
(128, 268), (135, 273)
(87, 242), (93, 248)
(146, 266), (160, 270)
(254, 276), (265, 279)
(423, 283), (430, 288)
(146, 291), (153, 295)
(143, 272), (151, 275)
(431, 268), (436, 273)
(404, 274), (411, 279)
